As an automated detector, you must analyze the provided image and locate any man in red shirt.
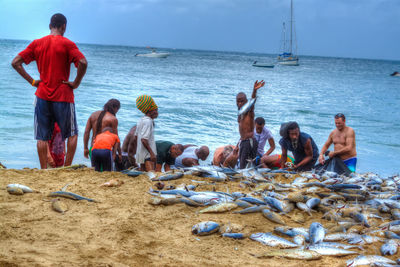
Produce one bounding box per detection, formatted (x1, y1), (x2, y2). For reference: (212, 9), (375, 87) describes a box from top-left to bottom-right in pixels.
(11, 13), (87, 169)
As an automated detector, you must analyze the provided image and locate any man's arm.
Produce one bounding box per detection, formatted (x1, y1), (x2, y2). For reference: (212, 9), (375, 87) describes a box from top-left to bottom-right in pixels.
(223, 147), (239, 168)
(280, 146), (288, 169)
(83, 117), (92, 158)
(112, 142), (119, 161)
(328, 129), (356, 158)
(319, 133), (333, 164)
(182, 158), (199, 167)
(265, 138), (275, 156)
(141, 138), (156, 162)
(62, 58), (88, 89)
(294, 139), (313, 170)
(127, 136), (137, 166)
(11, 55), (41, 87)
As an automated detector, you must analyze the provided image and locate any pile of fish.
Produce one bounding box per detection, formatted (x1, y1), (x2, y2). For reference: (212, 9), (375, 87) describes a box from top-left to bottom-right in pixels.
(147, 166), (400, 265)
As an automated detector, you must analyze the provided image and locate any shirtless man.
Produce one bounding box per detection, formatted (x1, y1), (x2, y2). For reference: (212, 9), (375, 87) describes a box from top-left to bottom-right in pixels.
(83, 99), (120, 159)
(121, 126), (137, 167)
(236, 80), (265, 169)
(319, 113), (357, 172)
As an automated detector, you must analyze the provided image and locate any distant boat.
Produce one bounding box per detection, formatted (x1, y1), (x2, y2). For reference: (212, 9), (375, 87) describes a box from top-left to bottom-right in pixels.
(390, 71), (400, 77)
(252, 61), (274, 68)
(277, 0), (299, 66)
(135, 47), (170, 58)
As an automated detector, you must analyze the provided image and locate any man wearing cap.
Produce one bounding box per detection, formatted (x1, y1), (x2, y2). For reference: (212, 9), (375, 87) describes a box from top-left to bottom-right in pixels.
(319, 113), (357, 172)
(135, 95), (158, 171)
(11, 13), (87, 169)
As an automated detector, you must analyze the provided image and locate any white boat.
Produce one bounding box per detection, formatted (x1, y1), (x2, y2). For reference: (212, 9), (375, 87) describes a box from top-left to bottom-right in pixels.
(277, 0), (299, 66)
(135, 48), (170, 58)
(252, 61), (274, 68)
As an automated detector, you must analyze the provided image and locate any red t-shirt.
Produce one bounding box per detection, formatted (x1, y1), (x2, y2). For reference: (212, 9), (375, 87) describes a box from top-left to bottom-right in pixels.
(92, 131), (120, 151)
(19, 35), (85, 103)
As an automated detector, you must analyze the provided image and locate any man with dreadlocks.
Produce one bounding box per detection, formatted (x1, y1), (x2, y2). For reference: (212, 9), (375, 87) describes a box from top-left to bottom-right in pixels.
(83, 99), (121, 165)
(279, 121), (319, 172)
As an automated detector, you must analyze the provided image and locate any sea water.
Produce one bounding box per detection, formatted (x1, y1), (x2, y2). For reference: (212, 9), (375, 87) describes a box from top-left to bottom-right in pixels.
(0, 39), (399, 175)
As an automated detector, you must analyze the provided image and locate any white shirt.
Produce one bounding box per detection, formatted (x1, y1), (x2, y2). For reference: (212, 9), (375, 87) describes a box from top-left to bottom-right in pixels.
(174, 146), (198, 168)
(135, 116), (156, 164)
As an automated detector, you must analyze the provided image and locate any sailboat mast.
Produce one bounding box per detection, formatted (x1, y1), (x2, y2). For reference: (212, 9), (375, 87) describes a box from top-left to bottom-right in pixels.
(290, 0), (293, 54)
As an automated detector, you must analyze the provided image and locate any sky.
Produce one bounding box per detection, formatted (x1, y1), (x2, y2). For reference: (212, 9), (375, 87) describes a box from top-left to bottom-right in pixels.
(0, 0), (399, 60)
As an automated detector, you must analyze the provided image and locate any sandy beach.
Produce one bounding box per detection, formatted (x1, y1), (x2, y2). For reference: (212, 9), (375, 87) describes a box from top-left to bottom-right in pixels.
(0, 167), (396, 267)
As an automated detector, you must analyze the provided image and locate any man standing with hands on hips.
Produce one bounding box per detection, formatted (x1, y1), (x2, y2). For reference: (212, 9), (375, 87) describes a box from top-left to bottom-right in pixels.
(12, 13), (87, 169)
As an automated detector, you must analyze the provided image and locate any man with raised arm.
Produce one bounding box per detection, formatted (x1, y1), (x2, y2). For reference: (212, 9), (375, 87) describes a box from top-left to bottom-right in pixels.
(319, 113), (357, 172)
(12, 13), (87, 169)
(236, 80), (265, 169)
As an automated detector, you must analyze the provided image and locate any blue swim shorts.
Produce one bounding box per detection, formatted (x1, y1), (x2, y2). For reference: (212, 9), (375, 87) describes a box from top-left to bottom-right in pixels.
(34, 97), (78, 141)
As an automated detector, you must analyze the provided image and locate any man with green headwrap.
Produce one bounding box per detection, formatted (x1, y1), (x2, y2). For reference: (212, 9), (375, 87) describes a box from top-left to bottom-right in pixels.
(135, 95), (159, 171)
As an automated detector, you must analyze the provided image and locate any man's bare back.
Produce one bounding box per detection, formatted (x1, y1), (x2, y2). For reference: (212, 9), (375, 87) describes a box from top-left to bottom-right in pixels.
(83, 110), (119, 158)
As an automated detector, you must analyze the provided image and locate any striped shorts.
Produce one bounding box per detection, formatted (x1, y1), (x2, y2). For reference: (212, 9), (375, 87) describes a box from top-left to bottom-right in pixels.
(34, 97), (78, 141)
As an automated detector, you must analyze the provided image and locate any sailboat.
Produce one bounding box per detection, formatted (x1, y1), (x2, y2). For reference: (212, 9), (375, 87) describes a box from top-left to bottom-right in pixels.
(277, 0), (299, 66)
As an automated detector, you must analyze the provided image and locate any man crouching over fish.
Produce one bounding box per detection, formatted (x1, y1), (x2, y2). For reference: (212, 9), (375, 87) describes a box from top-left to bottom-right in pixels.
(236, 80), (265, 169)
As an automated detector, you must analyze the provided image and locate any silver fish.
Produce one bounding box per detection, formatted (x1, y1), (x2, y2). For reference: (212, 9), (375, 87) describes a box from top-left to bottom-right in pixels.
(346, 255), (396, 266)
(7, 183), (34, 193)
(192, 221), (220, 236)
(250, 232), (298, 248)
(307, 244), (358, 256)
(309, 222), (325, 245)
(238, 97), (257, 116)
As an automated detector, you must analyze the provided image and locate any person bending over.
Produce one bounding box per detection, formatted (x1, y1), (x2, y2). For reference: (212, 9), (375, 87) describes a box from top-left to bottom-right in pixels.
(91, 127), (121, 172)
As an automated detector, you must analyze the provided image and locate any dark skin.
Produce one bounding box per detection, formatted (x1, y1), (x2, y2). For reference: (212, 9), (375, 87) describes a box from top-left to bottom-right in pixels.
(181, 146), (209, 167)
(280, 128), (313, 170)
(155, 145), (183, 172)
(122, 126), (137, 167)
(83, 109), (119, 158)
(141, 109), (158, 171)
(11, 23), (87, 169)
(236, 80), (265, 140)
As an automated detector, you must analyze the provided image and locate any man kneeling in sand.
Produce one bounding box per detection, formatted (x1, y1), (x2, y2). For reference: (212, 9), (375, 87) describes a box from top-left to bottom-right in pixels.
(319, 113), (357, 172)
(174, 146), (209, 168)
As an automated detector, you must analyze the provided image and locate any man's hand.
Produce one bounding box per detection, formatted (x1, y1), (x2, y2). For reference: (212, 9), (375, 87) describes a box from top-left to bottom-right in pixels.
(62, 80), (79, 89)
(33, 79), (41, 87)
(318, 155), (325, 165)
(84, 148), (90, 159)
(118, 154), (122, 162)
(253, 80), (265, 91)
(328, 151), (335, 158)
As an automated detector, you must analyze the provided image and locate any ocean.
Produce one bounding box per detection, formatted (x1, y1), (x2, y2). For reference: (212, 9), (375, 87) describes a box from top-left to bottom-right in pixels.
(0, 39), (399, 175)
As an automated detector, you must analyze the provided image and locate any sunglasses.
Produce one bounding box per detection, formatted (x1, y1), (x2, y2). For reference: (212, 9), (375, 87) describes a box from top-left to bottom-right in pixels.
(334, 113), (345, 119)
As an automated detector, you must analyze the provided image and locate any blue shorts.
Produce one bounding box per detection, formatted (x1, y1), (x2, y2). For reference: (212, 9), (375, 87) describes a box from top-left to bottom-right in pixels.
(34, 97), (78, 141)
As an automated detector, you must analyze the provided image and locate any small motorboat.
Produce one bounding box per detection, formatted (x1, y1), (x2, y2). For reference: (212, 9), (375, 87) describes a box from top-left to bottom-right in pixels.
(252, 61), (274, 68)
(390, 71), (400, 77)
(135, 47), (170, 58)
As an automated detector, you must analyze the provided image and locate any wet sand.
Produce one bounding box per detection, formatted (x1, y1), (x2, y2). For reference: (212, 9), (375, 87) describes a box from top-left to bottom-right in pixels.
(0, 168), (393, 266)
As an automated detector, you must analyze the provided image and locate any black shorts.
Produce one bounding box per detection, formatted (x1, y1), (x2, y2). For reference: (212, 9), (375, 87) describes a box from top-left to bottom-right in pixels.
(92, 149), (113, 172)
(34, 97), (78, 141)
(239, 138), (258, 169)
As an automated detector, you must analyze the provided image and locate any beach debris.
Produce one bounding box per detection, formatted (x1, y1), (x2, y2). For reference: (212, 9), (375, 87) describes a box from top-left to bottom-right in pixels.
(219, 223), (244, 234)
(7, 183), (35, 193)
(100, 178), (124, 187)
(192, 221), (220, 236)
(50, 198), (68, 214)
